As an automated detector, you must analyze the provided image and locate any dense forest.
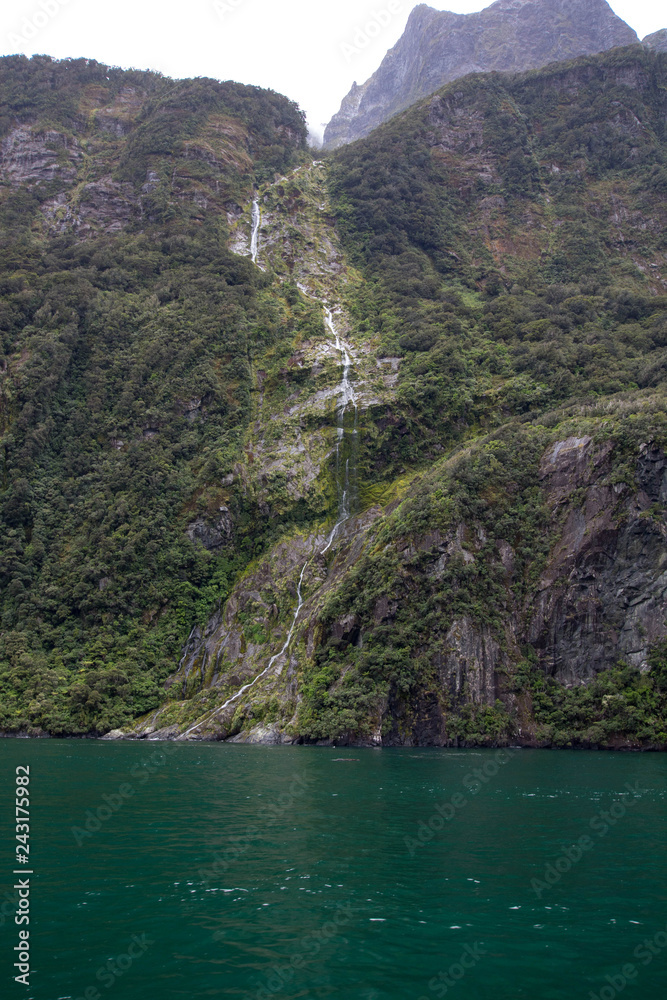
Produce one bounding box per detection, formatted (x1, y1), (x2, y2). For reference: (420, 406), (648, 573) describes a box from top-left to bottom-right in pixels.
(293, 46), (667, 747)
(328, 47), (667, 472)
(1, 49), (666, 745)
(0, 56), (312, 734)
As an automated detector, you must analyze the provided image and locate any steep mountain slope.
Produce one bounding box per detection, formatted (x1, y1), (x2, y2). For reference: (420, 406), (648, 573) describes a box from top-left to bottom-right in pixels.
(128, 46), (667, 749)
(0, 55), (311, 735)
(643, 29), (667, 54)
(1, 49), (667, 748)
(324, 0), (639, 148)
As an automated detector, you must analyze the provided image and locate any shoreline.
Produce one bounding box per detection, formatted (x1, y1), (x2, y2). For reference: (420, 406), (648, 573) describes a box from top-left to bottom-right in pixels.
(1, 731), (666, 751)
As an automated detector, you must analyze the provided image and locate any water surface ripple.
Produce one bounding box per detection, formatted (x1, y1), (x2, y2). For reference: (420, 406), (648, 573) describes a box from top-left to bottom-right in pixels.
(1, 742), (665, 999)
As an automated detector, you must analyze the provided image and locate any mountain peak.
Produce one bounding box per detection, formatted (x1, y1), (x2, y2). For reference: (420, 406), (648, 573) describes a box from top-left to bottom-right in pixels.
(324, 0), (639, 148)
(642, 28), (667, 53)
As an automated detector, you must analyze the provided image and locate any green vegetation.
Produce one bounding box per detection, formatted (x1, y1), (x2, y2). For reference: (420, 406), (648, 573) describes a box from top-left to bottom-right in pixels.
(0, 56), (314, 735)
(298, 424), (550, 740)
(0, 55), (307, 193)
(515, 650), (667, 748)
(295, 403), (667, 744)
(1, 49), (666, 745)
(291, 47), (667, 745)
(329, 47), (667, 482)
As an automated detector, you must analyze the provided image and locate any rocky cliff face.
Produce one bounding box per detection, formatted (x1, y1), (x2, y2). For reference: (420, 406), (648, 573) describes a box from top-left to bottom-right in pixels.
(529, 437), (667, 683)
(0, 57), (307, 238)
(133, 407), (667, 748)
(122, 48), (667, 749)
(376, 426), (667, 746)
(2, 52), (666, 748)
(643, 29), (667, 53)
(324, 0), (639, 148)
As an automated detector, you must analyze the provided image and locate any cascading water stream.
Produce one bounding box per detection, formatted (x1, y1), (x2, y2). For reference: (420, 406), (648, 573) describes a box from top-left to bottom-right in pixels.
(178, 301), (359, 738)
(321, 305), (358, 554)
(250, 198), (261, 264)
(178, 203), (361, 738)
(251, 181), (359, 551)
(179, 563), (307, 739)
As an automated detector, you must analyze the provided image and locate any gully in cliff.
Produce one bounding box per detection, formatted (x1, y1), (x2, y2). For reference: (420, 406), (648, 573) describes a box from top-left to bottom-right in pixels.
(178, 563), (308, 740)
(321, 304), (359, 554)
(178, 294), (361, 738)
(250, 198), (261, 265)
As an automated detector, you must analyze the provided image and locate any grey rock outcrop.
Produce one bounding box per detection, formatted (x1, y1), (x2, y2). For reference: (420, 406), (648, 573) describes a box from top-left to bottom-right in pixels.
(529, 438), (667, 684)
(186, 508), (233, 551)
(381, 435), (667, 746)
(1, 126), (83, 185)
(324, 0), (638, 148)
(642, 29), (667, 53)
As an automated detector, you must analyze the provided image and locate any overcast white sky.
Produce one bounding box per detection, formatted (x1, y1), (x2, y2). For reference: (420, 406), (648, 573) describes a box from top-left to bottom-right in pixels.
(0, 1), (664, 141)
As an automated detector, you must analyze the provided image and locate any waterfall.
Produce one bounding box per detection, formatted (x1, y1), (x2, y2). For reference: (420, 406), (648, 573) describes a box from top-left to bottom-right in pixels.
(250, 198), (261, 263)
(321, 306), (358, 555)
(177, 199), (362, 738)
(178, 302), (360, 739)
(179, 563), (308, 740)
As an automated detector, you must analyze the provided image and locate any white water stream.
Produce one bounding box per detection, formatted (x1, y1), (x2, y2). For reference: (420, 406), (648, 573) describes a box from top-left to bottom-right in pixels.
(250, 198), (261, 263)
(179, 563), (307, 740)
(321, 305), (358, 554)
(178, 204), (360, 738)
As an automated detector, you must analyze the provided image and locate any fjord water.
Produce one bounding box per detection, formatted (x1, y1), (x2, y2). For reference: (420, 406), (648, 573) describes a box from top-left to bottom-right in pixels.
(1, 743), (666, 1000)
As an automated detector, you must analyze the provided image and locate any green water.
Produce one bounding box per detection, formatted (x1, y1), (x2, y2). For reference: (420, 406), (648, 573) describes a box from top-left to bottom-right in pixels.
(0, 742), (666, 1000)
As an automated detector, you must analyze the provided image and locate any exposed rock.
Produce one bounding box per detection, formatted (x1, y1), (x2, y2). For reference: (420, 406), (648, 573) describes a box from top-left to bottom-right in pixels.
(539, 435), (613, 502)
(174, 530), (319, 705)
(227, 723), (297, 744)
(1, 126), (83, 185)
(141, 170), (160, 194)
(77, 177), (139, 233)
(41, 192), (81, 233)
(440, 616), (504, 705)
(331, 613), (360, 643)
(529, 440), (667, 682)
(324, 0), (638, 148)
(642, 29), (667, 53)
(186, 508), (233, 550)
(179, 397), (207, 423)
(637, 442), (667, 502)
(93, 85), (145, 136)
